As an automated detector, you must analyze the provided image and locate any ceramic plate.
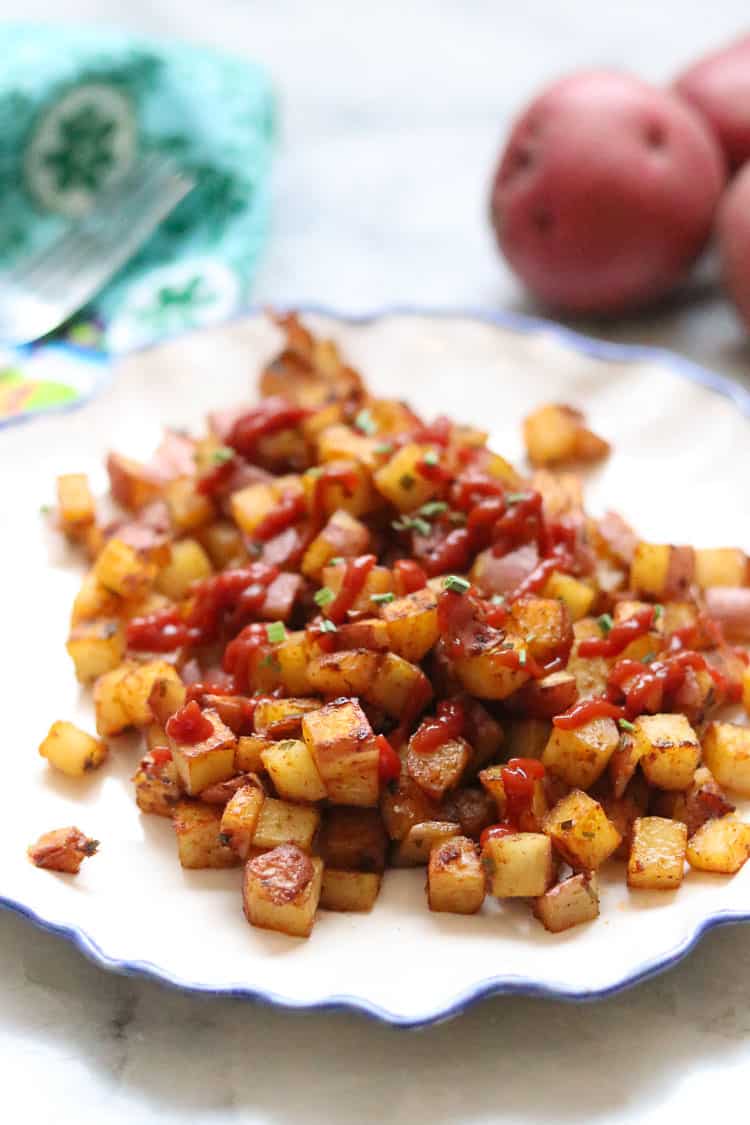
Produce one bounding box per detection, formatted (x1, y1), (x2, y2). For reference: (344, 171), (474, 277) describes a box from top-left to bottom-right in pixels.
(3, 309), (750, 1028)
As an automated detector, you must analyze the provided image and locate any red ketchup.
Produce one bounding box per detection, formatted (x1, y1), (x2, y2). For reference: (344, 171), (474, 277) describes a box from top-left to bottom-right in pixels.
(326, 554), (376, 624)
(195, 455), (236, 497)
(480, 821), (517, 847)
(421, 528), (472, 577)
(227, 397), (309, 457)
(578, 607), (655, 659)
(126, 607), (188, 652)
(310, 464), (361, 529)
(376, 734), (401, 784)
(553, 698), (625, 730)
(491, 491), (545, 556)
(393, 558), (427, 594)
(222, 622), (273, 692)
(410, 699), (466, 753)
(501, 758), (545, 823)
(253, 491), (307, 542)
(165, 701), (214, 744)
(187, 564), (279, 642)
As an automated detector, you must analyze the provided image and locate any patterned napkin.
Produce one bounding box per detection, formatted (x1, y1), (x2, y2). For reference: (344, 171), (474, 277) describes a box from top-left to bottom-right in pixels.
(0, 23), (275, 423)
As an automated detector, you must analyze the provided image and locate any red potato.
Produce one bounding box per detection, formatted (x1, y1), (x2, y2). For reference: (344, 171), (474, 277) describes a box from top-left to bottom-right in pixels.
(674, 36), (750, 172)
(718, 164), (750, 331)
(490, 70), (725, 315)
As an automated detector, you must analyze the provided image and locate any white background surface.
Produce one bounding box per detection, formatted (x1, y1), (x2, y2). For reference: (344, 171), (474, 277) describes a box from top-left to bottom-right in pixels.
(3, 3), (750, 1123)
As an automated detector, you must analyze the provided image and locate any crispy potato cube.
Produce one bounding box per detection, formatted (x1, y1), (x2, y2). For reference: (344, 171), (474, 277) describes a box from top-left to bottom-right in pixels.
(522, 404), (609, 466)
(173, 800), (239, 868)
(316, 423), (380, 469)
(694, 547), (747, 588)
(303, 459), (378, 519)
(156, 538), (212, 600)
(652, 766), (735, 837)
(335, 616), (390, 651)
(235, 735), (271, 773)
(440, 785), (496, 839)
(364, 653), (433, 720)
(428, 836), (485, 913)
(252, 696), (320, 739)
(542, 717), (619, 789)
(627, 817), (687, 891)
(219, 784), (265, 859)
(93, 664), (133, 736)
(380, 776), (440, 841)
(56, 473), (95, 534)
(634, 714), (700, 791)
(197, 520), (246, 569)
(301, 508), (371, 579)
(407, 736), (472, 801)
(321, 562), (393, 617)
(307, 649), (380, 697)
(163, 477), (214, 533)
(544, 790), (622, 871)
(504, 718), (551, 760)
(533, 873), (599, 932)
(380, 587), (439, 661)
(629, 542), (670, 598)
(66, 619), (125, 682)
(28, 827), (99, 874)
(320, 869), (382, 912)
(252, 797), (320, 852)
(686, 816), (750, 874)
(477, 768), (548, 831)
(107, 452), (163, 511)
(511, 596), (573, 668)
(38, 721), (107, 777)
(482, 832), (554, 898)
(231, 475), (303, 536)
(392, 820), (461, 867)
(119, 661), (184, 728)
(452, 635), (531, 700)
(243, 846), (323, 938)
(702, 722), (750, 796)
(260, 739), (327, 803)
(71, 571), (121, 623)
(168, 709), (237, 796)
(542, 571), (595, 621)
(147, 675), (187, 726)
(319, 807), (387, 872)
(609, 732), (642, 799)
(302, 699), (379, 807)
(93, 536), (157, 599)
(132, 749), (180, 817)
(373, 442), (441, 511)
(252, 629), (312, 695)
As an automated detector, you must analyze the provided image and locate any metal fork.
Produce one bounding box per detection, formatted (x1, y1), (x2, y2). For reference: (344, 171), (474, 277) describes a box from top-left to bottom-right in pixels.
(0, 154), (193, 345)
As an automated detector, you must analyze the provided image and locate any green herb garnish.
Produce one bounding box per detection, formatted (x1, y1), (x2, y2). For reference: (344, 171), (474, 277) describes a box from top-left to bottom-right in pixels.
(422, 450), (439, 466)
(211, 446), (234, 464)
(443, 575), (470, 595)
(491, 594), (506, 606)
(518, 648), (528, 666)
(266, 621), (287, 644)
(355, 409), (377, 435)
(371, 592), (395, 605)
(314, 586), (335, 608)
(419, 501), (448, 518)
(654, 604), (664, 621)
(505, 492), (528, 504)
(598, 613), (614, 636)
(374, 442), (393, 455)
(39, 504), (52, 515)
(328, 556), (344, 566)
(318, 619), (338, 633)
(618, 718), (635, 732)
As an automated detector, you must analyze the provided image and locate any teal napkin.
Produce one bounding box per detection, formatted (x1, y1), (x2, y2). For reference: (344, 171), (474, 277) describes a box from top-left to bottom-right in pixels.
(0, 23), (275, 357)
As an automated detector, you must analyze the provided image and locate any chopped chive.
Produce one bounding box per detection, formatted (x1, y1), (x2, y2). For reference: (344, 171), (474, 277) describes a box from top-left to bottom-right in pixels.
(411, 517), (431, 537)
(319, 619), (338, 633)
(260, 653), (281, 670)
(654, 604), (664, 621)
(518, 648), (528, 666)
(328, 556), (344, 566)
(399, 472), (415, 490)
(39, 504), (52, 515)
(211, 446), (234, 464)
(505, 492), (528, 504)
(443, 574), (470, 594)
(374, 442), (393, 455)
(618, 718), (635, 732)
(422, 450), (439, 466)
(371, 592), (395, 605)
(392, 515), (431, 537)
(491, 594), (506, 606)
(642, 651), (656, 664)
(266, 621), (287, 644)
(307, 466), (323, 479)
(314, 586), (335, 607)
(598, 613), (614, 635)
(355, 409), (377, 435)
(419, 501), (448, 517)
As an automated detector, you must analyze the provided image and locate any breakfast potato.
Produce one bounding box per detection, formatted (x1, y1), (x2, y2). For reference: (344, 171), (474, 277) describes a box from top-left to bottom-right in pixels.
(93, 663), (136, 736)
(364, 653), (433, 720)
(543, 790), (622, 871)
(701, 722), (750, 796)
(107, 452), (164, 511)
(93, 537), (158, 600)
(156, 538), (213, 600)
(542, 716), (619, 789)
(260, 739), (327, 803)
(510, 596), (573, 668)
(542, 571), (596, 621)
(452, 634), (531, 700)
(230, 475), (303, 537)
(373, 443), (441, 511)
(307, 649), (380, 698)
(163, 477), (215, 533)
(252, 629), (312, 696)
(302, 699), (380, 807)
(380, 777), (441, 842)
(38, 721), (107, 777)
(694, 547), (747, 588)
(252, 797), (320, 853)
(686, 815), (750, 874)
(320, 869), (382, 912)
(522, 405), (609, 467)
(506, 670), (577, 719)
(482, 832), (554, 898)
(652, 766), (734, 838)
(319, 807), (387, 872)
(56, 473), (95, 536)
(132, 749), (180, 817)
(391, 820), (461, 867)
(675, 35), (750, 170)
(119, 661), (184, 729)
(407, 736), (472, 801)
(320, 562), (393, 617)
(147, 675), (187, 726)
(504, 718), (551, 761)
(27, 827), (99, 874)
(301, 508), (371, 579)
(380, 587), (439, 661)
(219, 784), (265, 859)
(316, 423), (380, 470)
(167, 709), (237, 796)
(197, 520), (246, 569)
(303, 459), (378, 519)
(71, 572), (122, 624)
(627, 817), (688, 891)
(533, 872), (599, 933)
(253, 696), (321, 738)
(243, 846), (323, 938)
(428, 836), (486, 913)
(173, 800), (240, 869)
(634, 714), (701, 791)
(66, 619), (125, 683)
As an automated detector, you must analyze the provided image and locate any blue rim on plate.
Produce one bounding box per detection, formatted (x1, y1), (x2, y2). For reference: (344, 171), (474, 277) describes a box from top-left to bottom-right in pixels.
(3, 303), (750, 1028)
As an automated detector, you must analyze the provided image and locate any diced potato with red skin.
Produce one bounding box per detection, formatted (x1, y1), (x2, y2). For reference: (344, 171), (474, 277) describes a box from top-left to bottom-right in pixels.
(132, 749), (180, 817)
(320, 869), (382, 912)
(319, 808), (387, 873)
(253, 697), (321, 739)
(219, 784), (265, 859)
(301, 509), (371, 579)
(391, 821), (461, 867)
(148, 676), (187, 726)
(258, 573), (303, 622)
(38, 721), (107, 777)
(173, 800), (240, 869)
(407, 736), (472, 802)
(694, 547), (747, 588)
(600, 778), (649, 859)
(686, 816), (750, 874)
(534, 872), (600, 932)
(452, 634), (531, 700)
(461, 698), (504, 767)
(373, 442), (442, 511)
(482, 832), (554, 898)
(252, 797), (320, 853)
(253, 629), (311, 696)
(380, 587), (439, 661)
(440, 787), (496, 840)
(316, 424), (381, 470)
(542, 717), (620, 789)
(260, 739), (327, 803)
(609, 732), (642, 799)
(303, 459), (379, 519)
(364, 654), (433, 720)
(231, 474), (303, 537)
(56, 473), (95, 536)
(652, 766), (735, 837)
(629, 542), (695, 599)
(510, 596), (573, 668)
(71, 572), (122, 624)
(163, 477), (215, 533)
(308, 649), (380, 697)
(320, 562), (393, 617)
(522, 404), (609, 467)
(155, 538), (213, 600)
(506, 671), (577, 719)
(236, 735), (273, 773)
(380, 776), (441, 841)
(107, 452), (164, 511)
(543, 790), (622, 871)
(197, 520), (246, 569)
(478, 767), (548, 831)
(93, 664), (133, 736)
(243, 846), (323, 938)
(428, 836), (486, 913)
(93, 537), (158, 599)
(302, 699), (380, 807)
(634, 713), (700, 791)
(66, 619), (125, 683)
(28, 827), (99, 874)
(504, 718), (551, 760)
(168, 709), (237, 796)
(335, 617), (390, 651)
(542, 570), (596, 621)
(702, 722), (750, 796)
(627, 817), (687, 890)
(200, 772), (262, 806)
(119, 661), (184, 728)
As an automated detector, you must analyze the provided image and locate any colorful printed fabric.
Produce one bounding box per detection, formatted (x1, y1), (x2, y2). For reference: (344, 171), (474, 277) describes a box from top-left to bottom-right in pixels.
(0, 23), (275, 422)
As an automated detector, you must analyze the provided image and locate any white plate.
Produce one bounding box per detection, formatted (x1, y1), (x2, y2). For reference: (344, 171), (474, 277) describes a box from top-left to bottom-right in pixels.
(3, 309), (750, 1028)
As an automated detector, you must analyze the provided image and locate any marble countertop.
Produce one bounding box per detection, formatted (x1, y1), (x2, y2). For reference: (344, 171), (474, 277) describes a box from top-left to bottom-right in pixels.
(4, 3), (750, 1122)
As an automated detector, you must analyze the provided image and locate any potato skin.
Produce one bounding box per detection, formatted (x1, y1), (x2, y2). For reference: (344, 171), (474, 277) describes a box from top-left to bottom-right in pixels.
(490, 70), (725, 314)
(674, 35), (750, 171)
(718, 164), (750, 331)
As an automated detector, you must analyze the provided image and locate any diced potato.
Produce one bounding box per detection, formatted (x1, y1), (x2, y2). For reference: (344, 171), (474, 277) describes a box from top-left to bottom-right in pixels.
(302, 699), (380, 807)
(71, 571), (122, 623)
(504, 718), (551, 760)
(253, 629), (311, 695)
(694, 547), (747, 588)
(335, 616), (390, 651)
(532, 469), (583, 518)
(428, 836), (485, 913)
(132, 749), (180, 817)
(522, 404), (609, 466)
(163, 477), (214, 533)
(629, 542), (670, 598)
(542, 571), (596, 621)
(702, 722), (750, 796)
(38, 721), (107, 777)
(380, 776), (440, 841)
(506, 670), (577, 719)
(543, 790), (622, 871)
(452, 634), (531, 700)
(66, 619), (125, 682)
(373, 442), (441, 511)
(147, 675), (187, 726)
(686, 815), (750, 874)
(634, 713), (700, 791)
(168, 709), (237, 796)
(364, 653), (433, 720)
(392, 820), (461, 866)
(27, 827), (99, 874)
(533, 873), (599, 932)
(219, 784), (265, 859)
(231, 475), (303, 536)
(320, 869), (382, 912)
(107, 452), (163, 511)
(93, 664), (133, 736)
(542, 717), (619, 789)
(321, 562), (393, 617)
(609, 731), (642, 799)
(317, 424), (380, 469)
(301, 509), (371, 579)
(93, 537), (157, 599)
(260, 739), (327, 802)
(319, 807), (387, 872)
(119, 661), (184, 728)
(303, 459), (378, 519)
(477, 767), (548, 831)
(197, 520), (246, 569)
(482, 832), (554, 898)
(155, 538), (213, 600)
(511, 596), (573, 668)
(56, 473), (95, 535)
(652, 766), (735, 837)
(173, 800), (239, 869)
(380, 587), (439, 661)
(236, 735), (272, 773)
(252, 696), (320, 738)
(243, 846), (323, 938)
(407, 736), (472, 801)
(627, 817), (687, 891)
(308, 649), (380, 697)
(567, 647), (609, 701)
(252, 797), (320, 852)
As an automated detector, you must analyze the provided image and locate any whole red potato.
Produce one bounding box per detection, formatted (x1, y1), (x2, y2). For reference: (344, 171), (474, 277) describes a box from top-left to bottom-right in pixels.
(490, 70), (725, 315)
(675, 36), (750, 172)
(717, 162), (750, 329)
